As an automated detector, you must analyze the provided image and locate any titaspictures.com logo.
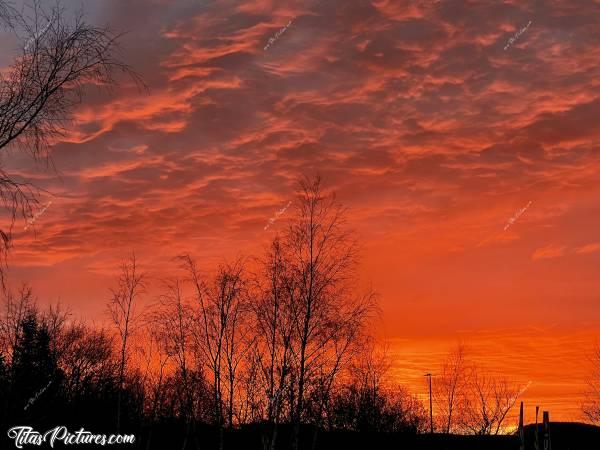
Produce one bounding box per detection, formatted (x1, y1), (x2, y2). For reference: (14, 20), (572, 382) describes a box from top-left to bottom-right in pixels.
(7, 426), (135, 448)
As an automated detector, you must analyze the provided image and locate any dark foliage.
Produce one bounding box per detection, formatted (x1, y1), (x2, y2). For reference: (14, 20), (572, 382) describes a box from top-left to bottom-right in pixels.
(0, 312), (142, 444)
(330, 384), (427, 433)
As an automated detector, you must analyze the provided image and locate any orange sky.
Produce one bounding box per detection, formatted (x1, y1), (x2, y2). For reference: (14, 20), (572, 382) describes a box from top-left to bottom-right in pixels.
(1, 0), (600, 425)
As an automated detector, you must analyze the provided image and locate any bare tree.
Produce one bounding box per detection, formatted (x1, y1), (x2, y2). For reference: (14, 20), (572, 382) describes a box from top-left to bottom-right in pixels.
(237, 346), (264, 425)
(221, 263), (254, 428)
(252, 237), (298, 450)
(284, 175), (376, 450)
(107, 253), (145, 432)
(41, 301), (71, 362)
(328, 340), (427, 433)
(0, 0), (14, 28)
(0, 283), (36, 363)
(181, 255), (252, 450)
(307, 291), (376, 431)
(150, 278), (196, 450)
(328, 338), (388, 430)
(135, 327), (172, 450)
(457, 366), (521, 435)
(180, 255), (223, 439)
(583, 345), (600, 423)
(0, 1), (142, 274)
(434, 343), (468, 434)
(58, 321), (118, 401)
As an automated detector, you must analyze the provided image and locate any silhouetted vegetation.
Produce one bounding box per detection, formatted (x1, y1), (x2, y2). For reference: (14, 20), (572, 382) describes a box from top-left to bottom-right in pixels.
(0, 0), (142, 279)
(0, 177), (535, 448)
(433, 344), (522, 435)
(582, 345), (600, 423)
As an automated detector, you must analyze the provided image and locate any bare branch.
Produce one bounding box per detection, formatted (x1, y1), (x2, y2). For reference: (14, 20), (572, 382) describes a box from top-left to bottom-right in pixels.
(583, 344), (600, 423)
(0, 1), (145, 276)
(107, 252), (146, 432)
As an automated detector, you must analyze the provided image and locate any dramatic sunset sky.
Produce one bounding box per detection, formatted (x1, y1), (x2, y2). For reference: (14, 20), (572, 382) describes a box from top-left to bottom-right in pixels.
(2, 0), (599, 424)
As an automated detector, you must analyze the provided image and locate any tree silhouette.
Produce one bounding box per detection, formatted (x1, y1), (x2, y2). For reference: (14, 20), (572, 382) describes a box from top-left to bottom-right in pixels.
(434, 344), (468, 433)
(583, 345), (600, 423)
(108, 253), (146, 432)
(329, 342), (427, 434)
(3, 177), (522, 449)
(0, 1), (143, 279)
(457, 366), (520, 435)
(9, 312), (61, 427)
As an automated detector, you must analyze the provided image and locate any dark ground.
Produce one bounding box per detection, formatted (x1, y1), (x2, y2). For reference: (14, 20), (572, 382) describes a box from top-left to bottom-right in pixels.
(2, 422), (599, 449)
(129, 421), (600, 450)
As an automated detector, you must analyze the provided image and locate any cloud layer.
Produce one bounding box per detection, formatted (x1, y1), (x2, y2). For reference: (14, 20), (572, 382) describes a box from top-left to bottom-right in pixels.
(3, 0), (600, 421)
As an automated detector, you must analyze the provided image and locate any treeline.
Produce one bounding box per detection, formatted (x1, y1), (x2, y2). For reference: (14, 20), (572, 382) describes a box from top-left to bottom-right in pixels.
(0, 176), (524, 449)
(0, 177), (427, 449)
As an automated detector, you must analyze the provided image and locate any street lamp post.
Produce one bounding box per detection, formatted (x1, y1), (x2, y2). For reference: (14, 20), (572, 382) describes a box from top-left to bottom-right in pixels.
(424, 373), (433, 434)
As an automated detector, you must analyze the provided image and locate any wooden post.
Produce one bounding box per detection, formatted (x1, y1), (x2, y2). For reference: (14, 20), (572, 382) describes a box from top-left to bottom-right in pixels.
(518, 402), (525, 450)
(543, 411), (551, 450)
(535, 406), (539, 450)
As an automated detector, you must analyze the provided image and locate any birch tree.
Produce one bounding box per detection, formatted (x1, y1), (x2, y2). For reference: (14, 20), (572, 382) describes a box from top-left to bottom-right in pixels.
(107, 253), (145, 432)
(285, 175), (375, 449)
(180, 255), (251, 449)
(252, 237), (298, 450)
(151, 278), (197, 450)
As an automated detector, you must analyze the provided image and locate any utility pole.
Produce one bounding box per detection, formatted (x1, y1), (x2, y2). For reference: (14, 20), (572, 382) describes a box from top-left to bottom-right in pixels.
(425, 373), (433, 434)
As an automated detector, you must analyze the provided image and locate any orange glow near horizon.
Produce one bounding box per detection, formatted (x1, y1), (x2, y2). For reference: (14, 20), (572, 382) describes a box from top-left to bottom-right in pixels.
(2, 0), (600, 427)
